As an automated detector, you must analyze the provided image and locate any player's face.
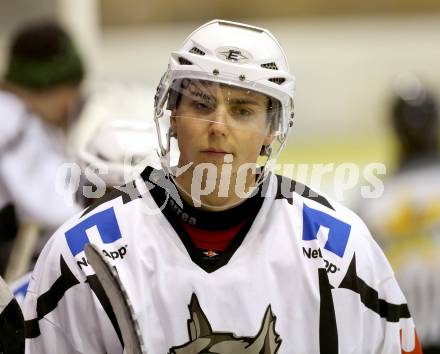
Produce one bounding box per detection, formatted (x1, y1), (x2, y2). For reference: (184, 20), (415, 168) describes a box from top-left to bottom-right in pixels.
(171, 80), (274, 173)
(38, 84), (82, 129)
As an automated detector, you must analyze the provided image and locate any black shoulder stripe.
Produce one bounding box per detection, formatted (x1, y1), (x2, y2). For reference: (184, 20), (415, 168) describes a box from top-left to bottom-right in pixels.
(25, 255), (80, 338)
(338, 255), (410, 322)
(86, 273), (124, 347)
(274, 175), (293, 205)
(140, 165), (155, 183)
(35, 256), (80, 318)
(318, 268), (338, 354)
(275, 174), (334, 210)
(24, 318), (40, 338)
(81, 181), (142, 218)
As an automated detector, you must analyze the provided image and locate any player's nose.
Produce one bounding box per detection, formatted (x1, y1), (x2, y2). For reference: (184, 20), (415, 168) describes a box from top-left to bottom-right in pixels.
(208, 104), (229, 136)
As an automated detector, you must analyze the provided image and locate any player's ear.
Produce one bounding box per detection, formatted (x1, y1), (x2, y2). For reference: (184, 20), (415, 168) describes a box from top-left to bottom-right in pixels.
(263, 132), (275, 146)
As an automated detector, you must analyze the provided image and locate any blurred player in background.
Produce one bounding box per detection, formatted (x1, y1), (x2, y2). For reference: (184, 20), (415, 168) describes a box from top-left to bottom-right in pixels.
(392, 74), (439, 172)
(0, 21), (85, 280)
(360, 73), (440, 353)
(24, 20), (421, 353)
(76, 118), (160, 207)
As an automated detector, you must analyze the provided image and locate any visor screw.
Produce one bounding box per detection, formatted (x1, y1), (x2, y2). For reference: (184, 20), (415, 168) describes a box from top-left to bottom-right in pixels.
(213, 69), (219, 75)
(239, 74), (246, 81)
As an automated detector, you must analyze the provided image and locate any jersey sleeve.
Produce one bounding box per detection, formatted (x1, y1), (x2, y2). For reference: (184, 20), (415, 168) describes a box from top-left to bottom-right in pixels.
(22, 221), (120, 354)
(377, 275), (423, 354)
(344, 208), (423, 354)
(0, 115), (81, 229)
(307, 194), (424, 354)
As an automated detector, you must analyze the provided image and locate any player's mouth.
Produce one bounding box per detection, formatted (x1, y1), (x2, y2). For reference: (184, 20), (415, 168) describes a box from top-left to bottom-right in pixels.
(201, 148), (231, 159)
(201, 149), (231, 156)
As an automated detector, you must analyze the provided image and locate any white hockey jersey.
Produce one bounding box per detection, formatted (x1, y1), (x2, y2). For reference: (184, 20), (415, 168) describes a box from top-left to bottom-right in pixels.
(0, 90), (80, 231)
(23, 166), (421, 354)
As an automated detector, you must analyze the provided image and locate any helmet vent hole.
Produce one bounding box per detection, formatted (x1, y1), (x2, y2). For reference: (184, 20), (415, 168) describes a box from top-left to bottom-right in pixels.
(189, 47), (206, 56)
(261, 62), (278, 70)
(178, 57), (193, 65)
(268, 77), (286, 85)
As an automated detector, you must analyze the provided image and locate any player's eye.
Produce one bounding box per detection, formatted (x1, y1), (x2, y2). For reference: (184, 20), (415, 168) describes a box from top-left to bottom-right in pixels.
(229, 105), (255, 119)
(191, 100), (215, 113)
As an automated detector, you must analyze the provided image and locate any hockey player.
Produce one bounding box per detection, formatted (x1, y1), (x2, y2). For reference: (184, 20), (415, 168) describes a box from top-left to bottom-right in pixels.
(360, 74), (439, 353)
(23, 20), (422, 353)
(0, 21), (84, 277)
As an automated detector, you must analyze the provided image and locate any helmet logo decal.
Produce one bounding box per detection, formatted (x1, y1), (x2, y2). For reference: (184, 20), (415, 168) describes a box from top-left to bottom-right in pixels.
(216, 47), (252, 64)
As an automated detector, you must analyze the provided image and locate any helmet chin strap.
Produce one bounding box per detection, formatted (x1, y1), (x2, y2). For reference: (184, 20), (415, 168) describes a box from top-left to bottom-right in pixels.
(255, 134), (287, 187)
(260, 144), (272, 157)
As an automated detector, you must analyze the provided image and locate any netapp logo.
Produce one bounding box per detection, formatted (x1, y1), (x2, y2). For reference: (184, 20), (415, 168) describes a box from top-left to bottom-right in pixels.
(302, 247), (340, 273)
(77, 244), (128, 270)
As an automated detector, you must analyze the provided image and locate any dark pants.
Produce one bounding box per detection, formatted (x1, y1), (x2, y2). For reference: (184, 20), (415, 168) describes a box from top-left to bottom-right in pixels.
(0, 204), (18, 276)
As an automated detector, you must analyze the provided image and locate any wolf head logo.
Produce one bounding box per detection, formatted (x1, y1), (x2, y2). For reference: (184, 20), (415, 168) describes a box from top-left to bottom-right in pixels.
(168, 293), (282, 354)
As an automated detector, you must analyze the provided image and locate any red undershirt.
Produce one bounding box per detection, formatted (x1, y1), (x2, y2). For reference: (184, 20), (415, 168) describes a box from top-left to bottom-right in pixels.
(182, 220), (248, 254)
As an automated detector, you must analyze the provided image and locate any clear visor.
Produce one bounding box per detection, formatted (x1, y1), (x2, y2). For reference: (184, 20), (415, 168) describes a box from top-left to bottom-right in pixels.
(165, 78), (284, 136)
(155, 78), (285, 166)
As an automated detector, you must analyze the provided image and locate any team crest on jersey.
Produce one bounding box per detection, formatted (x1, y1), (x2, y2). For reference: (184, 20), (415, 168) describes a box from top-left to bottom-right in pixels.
(168, 293), (281, 353)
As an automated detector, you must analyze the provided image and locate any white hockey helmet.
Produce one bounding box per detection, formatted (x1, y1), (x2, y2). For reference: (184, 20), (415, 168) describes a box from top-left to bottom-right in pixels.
(154, 19), (295, 198)
(76, 119), (158, 206)
(78, 119), (158, 185)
